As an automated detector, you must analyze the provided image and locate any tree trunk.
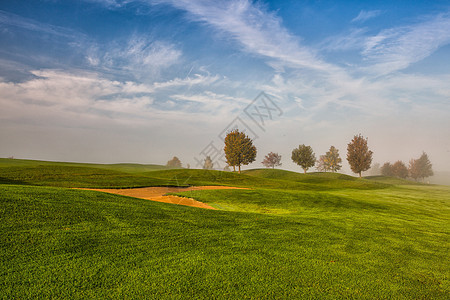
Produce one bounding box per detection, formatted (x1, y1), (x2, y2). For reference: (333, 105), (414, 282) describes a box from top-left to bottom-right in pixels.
(359, 172), (362, 178)
(238, 165), (241, 174)
(233, 165), (236, 172)
(304, 168), (306, 174)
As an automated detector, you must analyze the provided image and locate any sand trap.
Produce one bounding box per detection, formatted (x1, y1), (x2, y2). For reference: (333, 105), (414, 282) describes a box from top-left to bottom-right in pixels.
(81, 186), (247, 210)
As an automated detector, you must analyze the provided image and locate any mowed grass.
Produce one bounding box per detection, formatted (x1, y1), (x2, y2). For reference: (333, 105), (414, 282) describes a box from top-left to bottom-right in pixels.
(0, 159), (449, 298)
(0, 158), (181, 188)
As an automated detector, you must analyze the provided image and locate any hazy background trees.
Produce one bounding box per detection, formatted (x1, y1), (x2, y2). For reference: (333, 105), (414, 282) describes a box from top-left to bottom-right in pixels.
(166, 156), (182, 168)
(203, 156), (214, 170)
(262, 152), (282, 169)
(380, 152), (433, 181)
(409, 152), (433, 181)
(347, 134), (373, 178)
(382, 161), (409, 179)
(291, 145), (316, 174)
(224, 129), (257, 173)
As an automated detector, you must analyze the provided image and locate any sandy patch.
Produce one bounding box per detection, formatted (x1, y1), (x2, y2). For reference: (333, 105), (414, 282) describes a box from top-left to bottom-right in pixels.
(80, 186), (247, 210)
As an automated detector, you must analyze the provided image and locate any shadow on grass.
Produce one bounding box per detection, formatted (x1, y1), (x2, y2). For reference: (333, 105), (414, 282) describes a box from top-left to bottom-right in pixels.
(0, 177), (31, 185)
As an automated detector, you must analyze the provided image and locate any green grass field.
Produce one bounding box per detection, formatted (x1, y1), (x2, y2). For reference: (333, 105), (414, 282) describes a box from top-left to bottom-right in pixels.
(1, 159), (449, 298)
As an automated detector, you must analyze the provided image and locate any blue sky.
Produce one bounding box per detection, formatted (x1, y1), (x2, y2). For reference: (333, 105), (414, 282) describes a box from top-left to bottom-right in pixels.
(1, 0), (449, 173)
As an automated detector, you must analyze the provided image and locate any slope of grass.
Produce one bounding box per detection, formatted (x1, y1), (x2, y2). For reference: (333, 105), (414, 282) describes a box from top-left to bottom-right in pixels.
(0, 165), (181, 188)
(365, 175), (424, 185)
(1, 160), (448, 298)
(148, 169), (388, 190)
(0, 159), (388, 190)
(0, 158), (171, 173)
(243, 168), (357, 182)
(1, 184), (449, 298)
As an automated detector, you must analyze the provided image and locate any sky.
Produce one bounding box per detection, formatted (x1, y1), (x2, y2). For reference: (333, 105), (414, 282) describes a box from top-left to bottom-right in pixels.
(0, 0), (449, 173)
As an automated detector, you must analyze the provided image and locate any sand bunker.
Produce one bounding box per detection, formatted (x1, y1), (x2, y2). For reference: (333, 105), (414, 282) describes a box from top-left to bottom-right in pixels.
(82, 186), (247, 210)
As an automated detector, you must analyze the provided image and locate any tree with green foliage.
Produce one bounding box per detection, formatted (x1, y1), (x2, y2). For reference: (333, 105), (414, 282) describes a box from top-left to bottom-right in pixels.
(291, 144), (316, 174)
(166, 156), (182, 168)
(347, 134), (373, 178)
(409, 152), (433, 181)
(324, 146), (342, 172)
(381, 162), (394, 177)
(392, 160), (408, 179)
(203, 156), (214, 170)
(224, 129), (257, 174)
(262, 152), (282, 169)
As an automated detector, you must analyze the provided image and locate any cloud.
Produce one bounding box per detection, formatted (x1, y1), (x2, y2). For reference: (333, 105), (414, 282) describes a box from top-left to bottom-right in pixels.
(152, 73), (220, 89)
(320, 28), (368, 52)
(362, 13), (450, 74)
(0, 69), (158, 127)
(0, 68), (243, 130)
(170, 90), (248, 112)
(352, 10), (382, 23)
(152, 0), (334, 72)
(81, 0), (134, 8)
(86, 36), (182, 80)
(0, 10), (84, 39)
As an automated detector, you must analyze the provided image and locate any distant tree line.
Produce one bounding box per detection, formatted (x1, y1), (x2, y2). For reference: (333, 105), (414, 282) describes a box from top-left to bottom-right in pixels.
(381, 152), (433, 181)
(223, 131), (374, 177)
(166, 131), (433, 181)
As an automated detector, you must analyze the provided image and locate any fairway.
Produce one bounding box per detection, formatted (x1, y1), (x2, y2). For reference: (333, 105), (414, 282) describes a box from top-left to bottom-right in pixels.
(1, 159), (449, 299)
(81, 186), (249, 210)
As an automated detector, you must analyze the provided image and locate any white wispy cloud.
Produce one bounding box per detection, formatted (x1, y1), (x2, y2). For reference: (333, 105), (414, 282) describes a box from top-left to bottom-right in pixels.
(152, 0), (334, 72)
(152, 73), (220, 89)
(86, 36), (182, 80)
(352, 10), (382, 23)
(320, 28), (368, 52)
(0, 10), (84, 39)
(362, 13), (450, 74)
(82, 0), (134, 8)
(0, 69), (241, 128)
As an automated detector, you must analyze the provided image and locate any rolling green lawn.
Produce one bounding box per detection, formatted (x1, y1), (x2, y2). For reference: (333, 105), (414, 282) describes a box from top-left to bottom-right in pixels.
(1, 159), (449, 298)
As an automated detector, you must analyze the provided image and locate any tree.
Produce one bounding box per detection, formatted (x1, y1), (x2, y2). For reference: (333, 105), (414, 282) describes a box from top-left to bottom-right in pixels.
(262, 152), (282, 169)
(224, 129), (257, 174)
(291, 144), (316, 174)
(409, 152), (433, 181)
(316, 155), (327, 172)
(346, 134), (373, 178)
(392, 160), (408, 178)
(324, 146), (342, 172)
(408, 159), (420, 181)
(166, 156), (182, 168)
(381, 162), (394, 177)
(203, 156), (214, 170)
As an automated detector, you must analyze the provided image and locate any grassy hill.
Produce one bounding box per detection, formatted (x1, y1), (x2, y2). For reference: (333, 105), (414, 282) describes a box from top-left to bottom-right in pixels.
(1, 160), (449, 298)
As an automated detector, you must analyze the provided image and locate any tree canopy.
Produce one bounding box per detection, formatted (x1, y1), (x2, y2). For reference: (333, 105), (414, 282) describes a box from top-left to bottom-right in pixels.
(291, 144), (316, 174)
(224, 129), (257, 173)
(262, 152), (282, 169)
(322, 146), (342, 172)
(346, 134), (373, 178)
(381, 162), (394, 177)
(392, 161), (408, 179)
(203, 156), (214, 170)
(166, 156), (182, 168)
(409, 152), (433, 181)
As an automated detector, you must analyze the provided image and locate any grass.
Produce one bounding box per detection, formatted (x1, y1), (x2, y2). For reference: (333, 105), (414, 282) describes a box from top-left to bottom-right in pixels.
(1, 159), (449, 298)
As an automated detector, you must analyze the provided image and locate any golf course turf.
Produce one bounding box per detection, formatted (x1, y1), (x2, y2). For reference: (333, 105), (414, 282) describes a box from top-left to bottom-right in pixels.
(0, 159), (448, 298)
